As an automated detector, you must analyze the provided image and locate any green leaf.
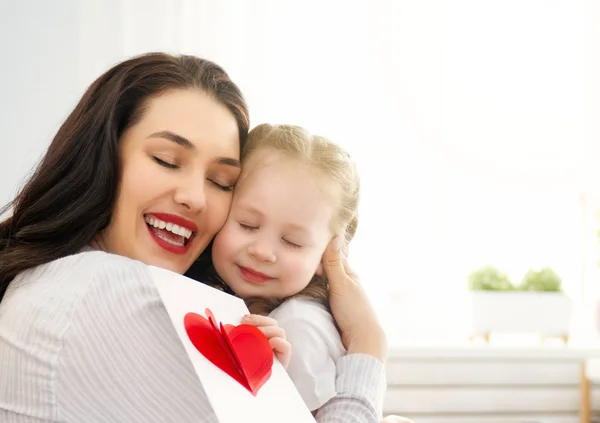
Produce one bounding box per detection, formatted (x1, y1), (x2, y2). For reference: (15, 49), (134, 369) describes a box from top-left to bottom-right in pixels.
(468, 265), (515, 291)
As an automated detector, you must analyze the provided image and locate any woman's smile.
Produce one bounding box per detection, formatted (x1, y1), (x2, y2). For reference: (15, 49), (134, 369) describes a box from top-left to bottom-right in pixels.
(144, 213), (197, 254)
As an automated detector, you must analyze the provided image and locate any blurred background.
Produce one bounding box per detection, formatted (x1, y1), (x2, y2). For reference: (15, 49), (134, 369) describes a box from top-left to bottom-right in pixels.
(1, 1), (599, 421)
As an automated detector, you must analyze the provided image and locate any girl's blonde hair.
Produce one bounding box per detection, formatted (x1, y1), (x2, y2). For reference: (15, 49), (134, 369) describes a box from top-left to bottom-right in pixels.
(242, 123), (360, 314)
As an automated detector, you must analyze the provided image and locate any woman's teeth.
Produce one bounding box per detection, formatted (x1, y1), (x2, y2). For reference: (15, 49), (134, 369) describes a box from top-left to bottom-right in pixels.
(144, 216), (193, 239)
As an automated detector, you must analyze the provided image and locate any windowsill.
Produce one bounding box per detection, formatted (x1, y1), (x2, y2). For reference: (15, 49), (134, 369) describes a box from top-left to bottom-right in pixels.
(388, 341), (600, 359)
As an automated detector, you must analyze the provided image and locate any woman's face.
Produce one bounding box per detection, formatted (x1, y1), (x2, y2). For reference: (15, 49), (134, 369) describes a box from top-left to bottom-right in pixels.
(97, 88), (241, 274)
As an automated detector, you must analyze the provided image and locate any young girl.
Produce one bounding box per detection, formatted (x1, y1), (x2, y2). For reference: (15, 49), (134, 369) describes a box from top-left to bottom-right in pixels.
(210, 123), (360, 412)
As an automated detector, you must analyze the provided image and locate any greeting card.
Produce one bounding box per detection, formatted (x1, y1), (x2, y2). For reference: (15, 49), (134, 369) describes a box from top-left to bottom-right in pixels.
(149, 266), (315, 422)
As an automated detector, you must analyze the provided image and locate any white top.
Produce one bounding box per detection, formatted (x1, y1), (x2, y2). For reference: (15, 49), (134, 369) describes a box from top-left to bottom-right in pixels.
(0, 250), (386, 422)
(269, 298), (346, 411)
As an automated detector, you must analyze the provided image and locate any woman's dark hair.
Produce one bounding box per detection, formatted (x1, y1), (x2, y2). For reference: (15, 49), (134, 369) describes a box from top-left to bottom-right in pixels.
(0, 52), (249, 303)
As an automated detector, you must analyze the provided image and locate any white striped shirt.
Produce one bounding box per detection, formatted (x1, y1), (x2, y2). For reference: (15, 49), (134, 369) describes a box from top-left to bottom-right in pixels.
(0, 250), (386, 422)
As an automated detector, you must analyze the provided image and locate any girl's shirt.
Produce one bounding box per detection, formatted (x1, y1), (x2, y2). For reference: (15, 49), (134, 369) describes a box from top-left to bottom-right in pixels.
(269, 297), (346, 411)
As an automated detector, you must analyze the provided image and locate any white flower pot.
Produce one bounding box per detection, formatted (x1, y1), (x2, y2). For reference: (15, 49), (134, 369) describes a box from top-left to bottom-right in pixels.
(469, 291), (572, 342)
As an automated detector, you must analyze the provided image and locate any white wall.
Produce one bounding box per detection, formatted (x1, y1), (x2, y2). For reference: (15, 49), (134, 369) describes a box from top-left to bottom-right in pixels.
(0, 1), (82, 207)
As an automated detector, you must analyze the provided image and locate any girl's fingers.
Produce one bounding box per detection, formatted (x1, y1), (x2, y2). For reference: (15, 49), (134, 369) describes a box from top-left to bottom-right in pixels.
(255, 325), (286, 340)
(269, 337), (292, 368)
(241, 314), (290, 367)
(242, 314), (278, 327)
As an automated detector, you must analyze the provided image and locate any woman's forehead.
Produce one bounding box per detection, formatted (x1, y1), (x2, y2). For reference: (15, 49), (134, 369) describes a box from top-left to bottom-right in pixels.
(135, 89), (240, 158)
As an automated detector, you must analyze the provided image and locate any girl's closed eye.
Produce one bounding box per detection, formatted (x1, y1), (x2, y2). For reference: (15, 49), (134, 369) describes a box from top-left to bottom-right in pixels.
(239, 222), (258, 231)
(282, 238), (303, 249)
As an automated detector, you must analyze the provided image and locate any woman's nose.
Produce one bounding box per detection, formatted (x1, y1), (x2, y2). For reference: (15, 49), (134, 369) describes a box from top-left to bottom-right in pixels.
(174, 179), (207, 213)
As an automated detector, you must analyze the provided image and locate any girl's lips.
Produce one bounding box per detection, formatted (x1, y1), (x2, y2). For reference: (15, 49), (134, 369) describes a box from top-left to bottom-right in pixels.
(238, 266), (272, 284)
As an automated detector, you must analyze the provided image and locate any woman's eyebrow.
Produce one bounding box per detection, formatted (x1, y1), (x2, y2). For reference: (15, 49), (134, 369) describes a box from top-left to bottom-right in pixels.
(147, 131), (240, 167)
(147, 131), (194, 149)
(216, 157), (241, 168)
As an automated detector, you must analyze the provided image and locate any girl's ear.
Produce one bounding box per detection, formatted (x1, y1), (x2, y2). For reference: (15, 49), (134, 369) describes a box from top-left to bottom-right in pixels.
(315, 262), (324, 276)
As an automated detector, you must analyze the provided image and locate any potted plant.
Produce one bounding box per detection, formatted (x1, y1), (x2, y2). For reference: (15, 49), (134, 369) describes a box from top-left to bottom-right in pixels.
(468, 265), (514, 292)
(469, 266), (572, 343)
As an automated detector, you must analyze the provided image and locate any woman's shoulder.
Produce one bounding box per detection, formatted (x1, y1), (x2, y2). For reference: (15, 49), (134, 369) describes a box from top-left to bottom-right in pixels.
(1, 249), (162, 376)
(64, 249), (148, 273)
(7, 249), (153, 314)
(18, 249), (148, 283)
(14, 247), (144, 273)
(0, 251), (209, 423)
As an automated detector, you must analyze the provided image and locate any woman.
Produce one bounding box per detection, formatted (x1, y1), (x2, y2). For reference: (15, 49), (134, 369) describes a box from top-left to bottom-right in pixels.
(0, 53), (387, 422)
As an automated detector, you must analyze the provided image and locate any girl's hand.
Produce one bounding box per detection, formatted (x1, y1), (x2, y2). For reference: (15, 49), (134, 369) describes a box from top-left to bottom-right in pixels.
(241, 314), (292, 368)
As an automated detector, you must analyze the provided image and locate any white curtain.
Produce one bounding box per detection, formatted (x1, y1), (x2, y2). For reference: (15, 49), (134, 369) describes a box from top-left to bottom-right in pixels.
(2, 0), (594, 344)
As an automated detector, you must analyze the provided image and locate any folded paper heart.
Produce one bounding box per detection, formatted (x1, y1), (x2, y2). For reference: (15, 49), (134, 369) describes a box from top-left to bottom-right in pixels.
(184, 309), (273, 396)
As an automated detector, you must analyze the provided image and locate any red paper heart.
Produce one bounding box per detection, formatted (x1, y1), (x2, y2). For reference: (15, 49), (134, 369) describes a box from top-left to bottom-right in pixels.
(184, 309), (273, 395)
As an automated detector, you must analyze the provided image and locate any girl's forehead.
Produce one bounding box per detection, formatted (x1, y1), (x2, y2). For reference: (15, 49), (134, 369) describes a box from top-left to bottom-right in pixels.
(241, 147), (286, 167)
(237, 149), (294, 185)
(238, 147), (343, 211)
(237, 157), (340, 215)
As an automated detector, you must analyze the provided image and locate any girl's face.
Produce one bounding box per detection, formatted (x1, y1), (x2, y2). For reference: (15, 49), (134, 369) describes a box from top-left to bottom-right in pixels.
(212, 149), (335, 300)
(96, 88), (241, 274)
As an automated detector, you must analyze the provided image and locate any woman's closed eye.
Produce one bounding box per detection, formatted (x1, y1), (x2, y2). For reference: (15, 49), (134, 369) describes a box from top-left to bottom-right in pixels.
(152, 156), (235, 191)
(209, 179), (234, 192)
(208, 170), (238, 192)
(153, 156), (178, 169)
